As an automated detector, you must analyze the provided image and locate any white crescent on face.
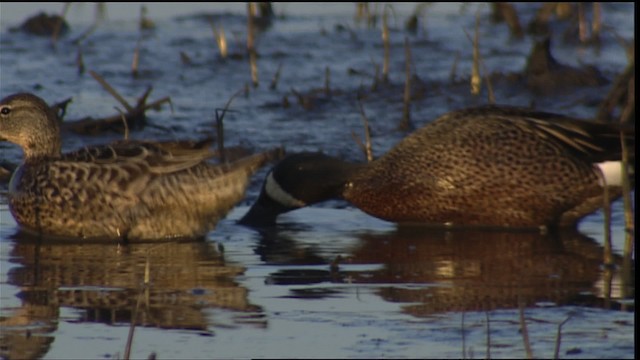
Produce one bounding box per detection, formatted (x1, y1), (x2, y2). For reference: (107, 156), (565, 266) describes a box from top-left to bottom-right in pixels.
(264, 171), (306, 208)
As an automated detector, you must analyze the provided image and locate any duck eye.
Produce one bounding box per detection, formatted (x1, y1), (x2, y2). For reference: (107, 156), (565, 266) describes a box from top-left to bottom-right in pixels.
(0, 106), (10, 116)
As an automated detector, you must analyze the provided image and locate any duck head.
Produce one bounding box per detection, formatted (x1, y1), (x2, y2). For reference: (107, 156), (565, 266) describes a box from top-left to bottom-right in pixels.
(239, 152), (362, 227)
(0, 93), (62, 161)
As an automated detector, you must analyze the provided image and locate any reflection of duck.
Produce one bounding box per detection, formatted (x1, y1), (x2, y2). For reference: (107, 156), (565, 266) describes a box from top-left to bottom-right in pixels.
(0, 231), (261, 360)
(241, 105), (633, 229)
(347, 228), (612, 316)
(252, 224), (631, 316)
(0, 93), (282, 241)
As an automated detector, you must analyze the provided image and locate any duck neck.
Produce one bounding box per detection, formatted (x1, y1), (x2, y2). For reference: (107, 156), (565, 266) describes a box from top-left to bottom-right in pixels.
(23, 131), (62, 163)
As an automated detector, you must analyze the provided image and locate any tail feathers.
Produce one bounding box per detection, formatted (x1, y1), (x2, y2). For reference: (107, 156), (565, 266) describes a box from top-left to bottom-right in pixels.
(595, 160), (635, 188)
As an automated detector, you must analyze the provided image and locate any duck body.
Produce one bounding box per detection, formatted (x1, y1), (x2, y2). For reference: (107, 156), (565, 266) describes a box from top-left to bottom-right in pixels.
(241, 105), (633, 229)
(1, 93), (280, 241)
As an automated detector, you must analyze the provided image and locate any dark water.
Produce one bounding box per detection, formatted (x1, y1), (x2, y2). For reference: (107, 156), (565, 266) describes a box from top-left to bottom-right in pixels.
(0, 3), (634, 359)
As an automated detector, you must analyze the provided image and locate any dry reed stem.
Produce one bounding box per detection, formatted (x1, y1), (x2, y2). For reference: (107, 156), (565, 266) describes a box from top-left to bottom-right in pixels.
(371, 60), (380, 91)
(518, 296), (533, 359)
(400, 37), (412, 131)
(449, 51), (460, 83)
(594, 166), (613, 265)
(481, 61), (495, 104)
(123, 292), (141, 360)
(211, 22), (228, 58)
(136, 86), (153, 109)
(578, 3), (587, 43)
(552, 315), (572, 360)
(382, 7), (390, 83)
(592, 2), (602, 40)
(324, 67), (331, 96)
(470, 13), (481, 95)
(132, 39), (141, 78)
(76, 46), (85, 75)
(270, 62), (283, 90)
(51, 2), (71, 50)
(356, 99), (373, 162)
(463, 23), (493, 101)
(140, 97), (172, 113)
(215, 89), (244, 163)
(247, 3), (259, 86)
(116, 108), (130, 140)
(89, 71), (134, 112)
(180, 51), (192, 65)
(620, 76), (635, 298)
(124, 255), (150, 360)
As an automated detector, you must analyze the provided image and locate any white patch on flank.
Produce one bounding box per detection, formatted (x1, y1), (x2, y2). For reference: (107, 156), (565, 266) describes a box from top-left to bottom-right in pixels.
(595, 161), (624, 187)
(264, 172), (306, 208)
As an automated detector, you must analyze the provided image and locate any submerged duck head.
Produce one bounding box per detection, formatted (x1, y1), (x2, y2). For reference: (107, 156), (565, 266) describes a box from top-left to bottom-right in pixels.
(239, 152), (361, 227)
(0, 93), (62, 161)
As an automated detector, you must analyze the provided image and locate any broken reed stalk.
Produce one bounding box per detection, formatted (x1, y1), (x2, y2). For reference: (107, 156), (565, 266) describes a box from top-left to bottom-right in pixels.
(481, 61), (495, 104)
(371, 60), (380, 91)
(600, 171), (613, 266)
(552, 315), (572, 360)
(123, 293), (141, 360)
(247, 2), (259, 87)
(211, 21), (228, 58)
(400, 37), (412, 131)
(215, 89), (244, 163)
(518, 296), (533, 359)
(449, 52), (460, 83)
(89, 70), (135, 112)
(602, 262), (613, 309)
(620, 77), (635, 299)
(116, 108), (130, 140)
(324, 66), (331, 96)
(382, 7), (390, 83)
(132, 39), (141, 78)
(463, 23), (493, 101)
(592, 2), (602, 41)
(124, 254), (151, 360)
(180, 51), (192, 65)
(270, 62), (283, 90)
(578, 3), (588, 43)
(470, 12), (481, 96)
(51, 2), (71, 50)
(76, 46), (85, 75)
(355, 99), (373, 162)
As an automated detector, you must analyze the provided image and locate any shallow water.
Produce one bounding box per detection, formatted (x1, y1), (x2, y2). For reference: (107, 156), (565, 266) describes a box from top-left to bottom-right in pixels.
(0, 2), (635, 359)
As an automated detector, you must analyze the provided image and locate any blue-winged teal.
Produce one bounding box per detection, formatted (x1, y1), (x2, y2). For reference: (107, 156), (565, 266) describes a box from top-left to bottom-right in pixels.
(0, 92), (282, 241)
(240, 105), (634, 229)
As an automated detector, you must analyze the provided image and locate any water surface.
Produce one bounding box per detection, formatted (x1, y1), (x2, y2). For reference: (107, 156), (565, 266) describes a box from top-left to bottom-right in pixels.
(0, 2), (634, 359)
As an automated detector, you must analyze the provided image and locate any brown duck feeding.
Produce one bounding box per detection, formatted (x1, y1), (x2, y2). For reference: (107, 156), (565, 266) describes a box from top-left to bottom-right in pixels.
(0, 93), (282, 242)
(240, 105), (634, 230)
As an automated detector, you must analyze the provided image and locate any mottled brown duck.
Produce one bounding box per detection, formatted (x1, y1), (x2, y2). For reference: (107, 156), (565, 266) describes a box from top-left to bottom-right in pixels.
(240, 105), (633, 230)
(0, 92), (281, 241)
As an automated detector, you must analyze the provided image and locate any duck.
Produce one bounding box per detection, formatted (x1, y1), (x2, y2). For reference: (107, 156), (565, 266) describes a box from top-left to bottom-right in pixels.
(240, 105), (634, 230)
(0, 92), (282, 241)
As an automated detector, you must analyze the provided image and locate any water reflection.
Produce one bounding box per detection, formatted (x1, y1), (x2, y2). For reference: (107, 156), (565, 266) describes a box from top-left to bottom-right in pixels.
(0, 232), (261, 360)
(255, 226), (633, 315)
